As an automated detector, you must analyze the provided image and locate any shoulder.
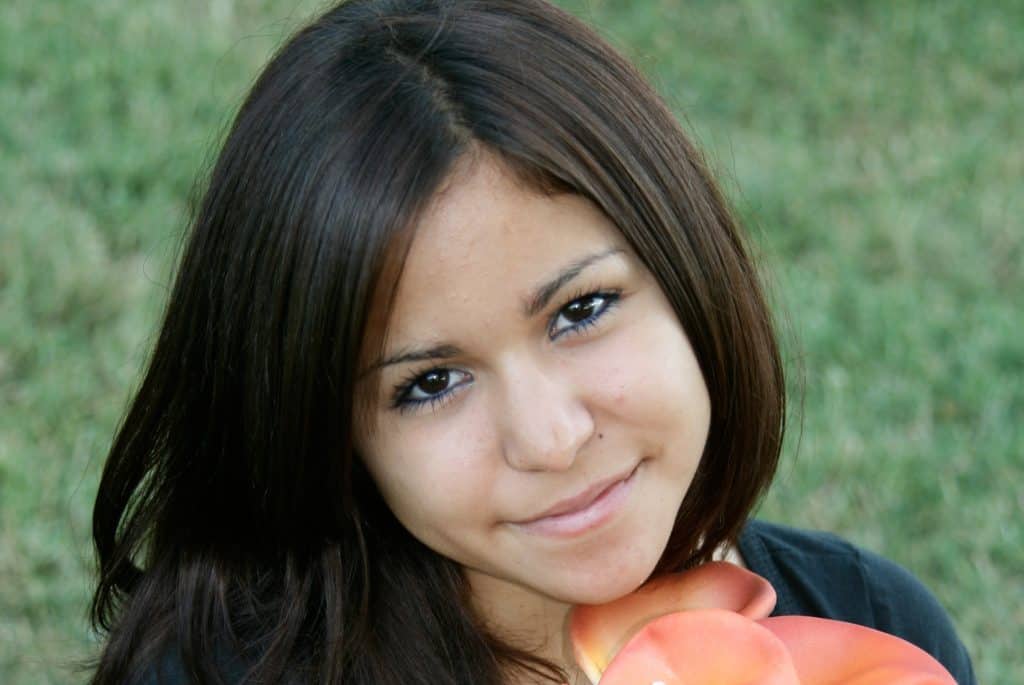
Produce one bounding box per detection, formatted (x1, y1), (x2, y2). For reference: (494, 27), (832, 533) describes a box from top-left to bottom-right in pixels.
(126, 654), (188, 685)
(738, 519), (977, 685)
(124, 644), (245, 685)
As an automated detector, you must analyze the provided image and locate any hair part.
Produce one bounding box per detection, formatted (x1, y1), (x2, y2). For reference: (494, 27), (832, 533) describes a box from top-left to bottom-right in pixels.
(89, 1), (784, 683)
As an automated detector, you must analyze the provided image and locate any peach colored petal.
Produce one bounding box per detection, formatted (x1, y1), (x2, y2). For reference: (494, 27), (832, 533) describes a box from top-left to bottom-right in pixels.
(596, 609), (801, 685)
(760, 616), (956, 685)
(570, 563), (776, 678)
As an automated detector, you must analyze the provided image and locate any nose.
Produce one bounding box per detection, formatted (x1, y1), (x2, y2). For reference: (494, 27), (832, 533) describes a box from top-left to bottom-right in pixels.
(498, 358), (595, 472)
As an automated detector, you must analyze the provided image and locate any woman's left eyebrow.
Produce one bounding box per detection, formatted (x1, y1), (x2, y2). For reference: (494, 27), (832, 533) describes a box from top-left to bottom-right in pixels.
(521, 246), (624, 317)
(366, 246), (625, 374)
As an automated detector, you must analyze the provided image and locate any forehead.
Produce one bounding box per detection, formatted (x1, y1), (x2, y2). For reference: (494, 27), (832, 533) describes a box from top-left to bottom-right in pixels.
(387, 158), (627, 329)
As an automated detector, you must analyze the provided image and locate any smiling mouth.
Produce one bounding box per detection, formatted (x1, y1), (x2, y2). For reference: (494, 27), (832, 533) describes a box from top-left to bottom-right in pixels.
(520, 463), (640, 522)
(511, 462), (642, 538)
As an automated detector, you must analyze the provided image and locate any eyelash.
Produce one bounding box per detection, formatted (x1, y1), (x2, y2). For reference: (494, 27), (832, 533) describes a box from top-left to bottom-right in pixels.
(391, 287), (622, 415)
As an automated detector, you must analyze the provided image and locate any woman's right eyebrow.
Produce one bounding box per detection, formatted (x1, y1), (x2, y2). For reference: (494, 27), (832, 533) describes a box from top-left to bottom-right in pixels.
(372, 344), (462, 371)
(368, 246), (624, 373)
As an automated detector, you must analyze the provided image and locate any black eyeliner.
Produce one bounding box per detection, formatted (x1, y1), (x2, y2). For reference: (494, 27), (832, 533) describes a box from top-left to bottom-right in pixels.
(547, 287), (622, 340)
(392, 285), (623, 414)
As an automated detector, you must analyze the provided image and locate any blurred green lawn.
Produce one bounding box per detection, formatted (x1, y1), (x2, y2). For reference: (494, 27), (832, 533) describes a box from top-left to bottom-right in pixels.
(1, 0), (1021, 682)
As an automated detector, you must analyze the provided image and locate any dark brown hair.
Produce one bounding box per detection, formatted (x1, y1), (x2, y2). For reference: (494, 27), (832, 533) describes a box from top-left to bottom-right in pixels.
(89, 0), (784, 683)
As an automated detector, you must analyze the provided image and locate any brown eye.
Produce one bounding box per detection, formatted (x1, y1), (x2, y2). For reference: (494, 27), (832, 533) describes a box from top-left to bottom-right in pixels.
(563, 296), (600, 323)
(550, 291), (619, 339)
(401, 368), (471, 405)
(417, 370), (450, 395)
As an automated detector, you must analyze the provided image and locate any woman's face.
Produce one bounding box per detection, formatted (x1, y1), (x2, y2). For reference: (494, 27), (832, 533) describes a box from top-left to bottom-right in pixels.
(357, 155), (711, 612)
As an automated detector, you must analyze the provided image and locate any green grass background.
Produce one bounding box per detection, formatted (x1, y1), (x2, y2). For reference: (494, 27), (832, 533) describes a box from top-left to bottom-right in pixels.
(1, 0), (1020, 682)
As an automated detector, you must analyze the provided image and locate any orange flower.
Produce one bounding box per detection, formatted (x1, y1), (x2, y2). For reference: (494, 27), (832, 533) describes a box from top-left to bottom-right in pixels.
(569, 562), (956, 684)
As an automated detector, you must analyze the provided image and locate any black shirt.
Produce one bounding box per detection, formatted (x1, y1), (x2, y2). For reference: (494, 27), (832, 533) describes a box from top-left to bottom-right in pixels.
(739, 519), (977, 685)
(139, 519), (978, 684)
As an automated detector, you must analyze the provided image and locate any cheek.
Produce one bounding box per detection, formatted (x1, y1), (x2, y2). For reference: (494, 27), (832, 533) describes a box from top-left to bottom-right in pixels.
(582, 313), (709, 430)
(362, 423), (496, 529)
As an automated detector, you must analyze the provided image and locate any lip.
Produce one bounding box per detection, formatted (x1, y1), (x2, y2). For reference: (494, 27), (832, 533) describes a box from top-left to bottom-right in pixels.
(512, 462), (641, 538)
(523, 464), (639, 521)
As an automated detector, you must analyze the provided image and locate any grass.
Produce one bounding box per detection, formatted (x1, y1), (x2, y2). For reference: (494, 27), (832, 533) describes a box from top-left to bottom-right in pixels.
(2, 0), (1021, 682)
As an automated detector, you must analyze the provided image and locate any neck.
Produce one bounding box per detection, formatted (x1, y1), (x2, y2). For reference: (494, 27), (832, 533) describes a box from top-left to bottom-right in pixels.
(467, 570), (587, 684)
(467, 542), (745, 684)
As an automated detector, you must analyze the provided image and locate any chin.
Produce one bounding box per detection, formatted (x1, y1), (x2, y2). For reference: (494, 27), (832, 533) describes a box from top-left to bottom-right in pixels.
(548, 553), (663, 606)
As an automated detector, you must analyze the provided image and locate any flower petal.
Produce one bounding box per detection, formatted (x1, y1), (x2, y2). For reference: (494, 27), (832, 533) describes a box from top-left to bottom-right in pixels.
(760, 616), (957, 684)
(570, 562), (776, 680)
(597, 609), (801, 685)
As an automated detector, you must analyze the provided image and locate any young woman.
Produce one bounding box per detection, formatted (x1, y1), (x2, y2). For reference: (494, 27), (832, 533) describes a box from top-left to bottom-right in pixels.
(88, 0), (976, 683)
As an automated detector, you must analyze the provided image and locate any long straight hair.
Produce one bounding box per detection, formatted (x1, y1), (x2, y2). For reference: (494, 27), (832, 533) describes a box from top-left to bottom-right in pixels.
(89, 1), (785, 683)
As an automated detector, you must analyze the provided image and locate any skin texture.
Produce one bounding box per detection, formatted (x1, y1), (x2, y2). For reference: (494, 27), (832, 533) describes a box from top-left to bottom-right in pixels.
(356, 153), (712, 678)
